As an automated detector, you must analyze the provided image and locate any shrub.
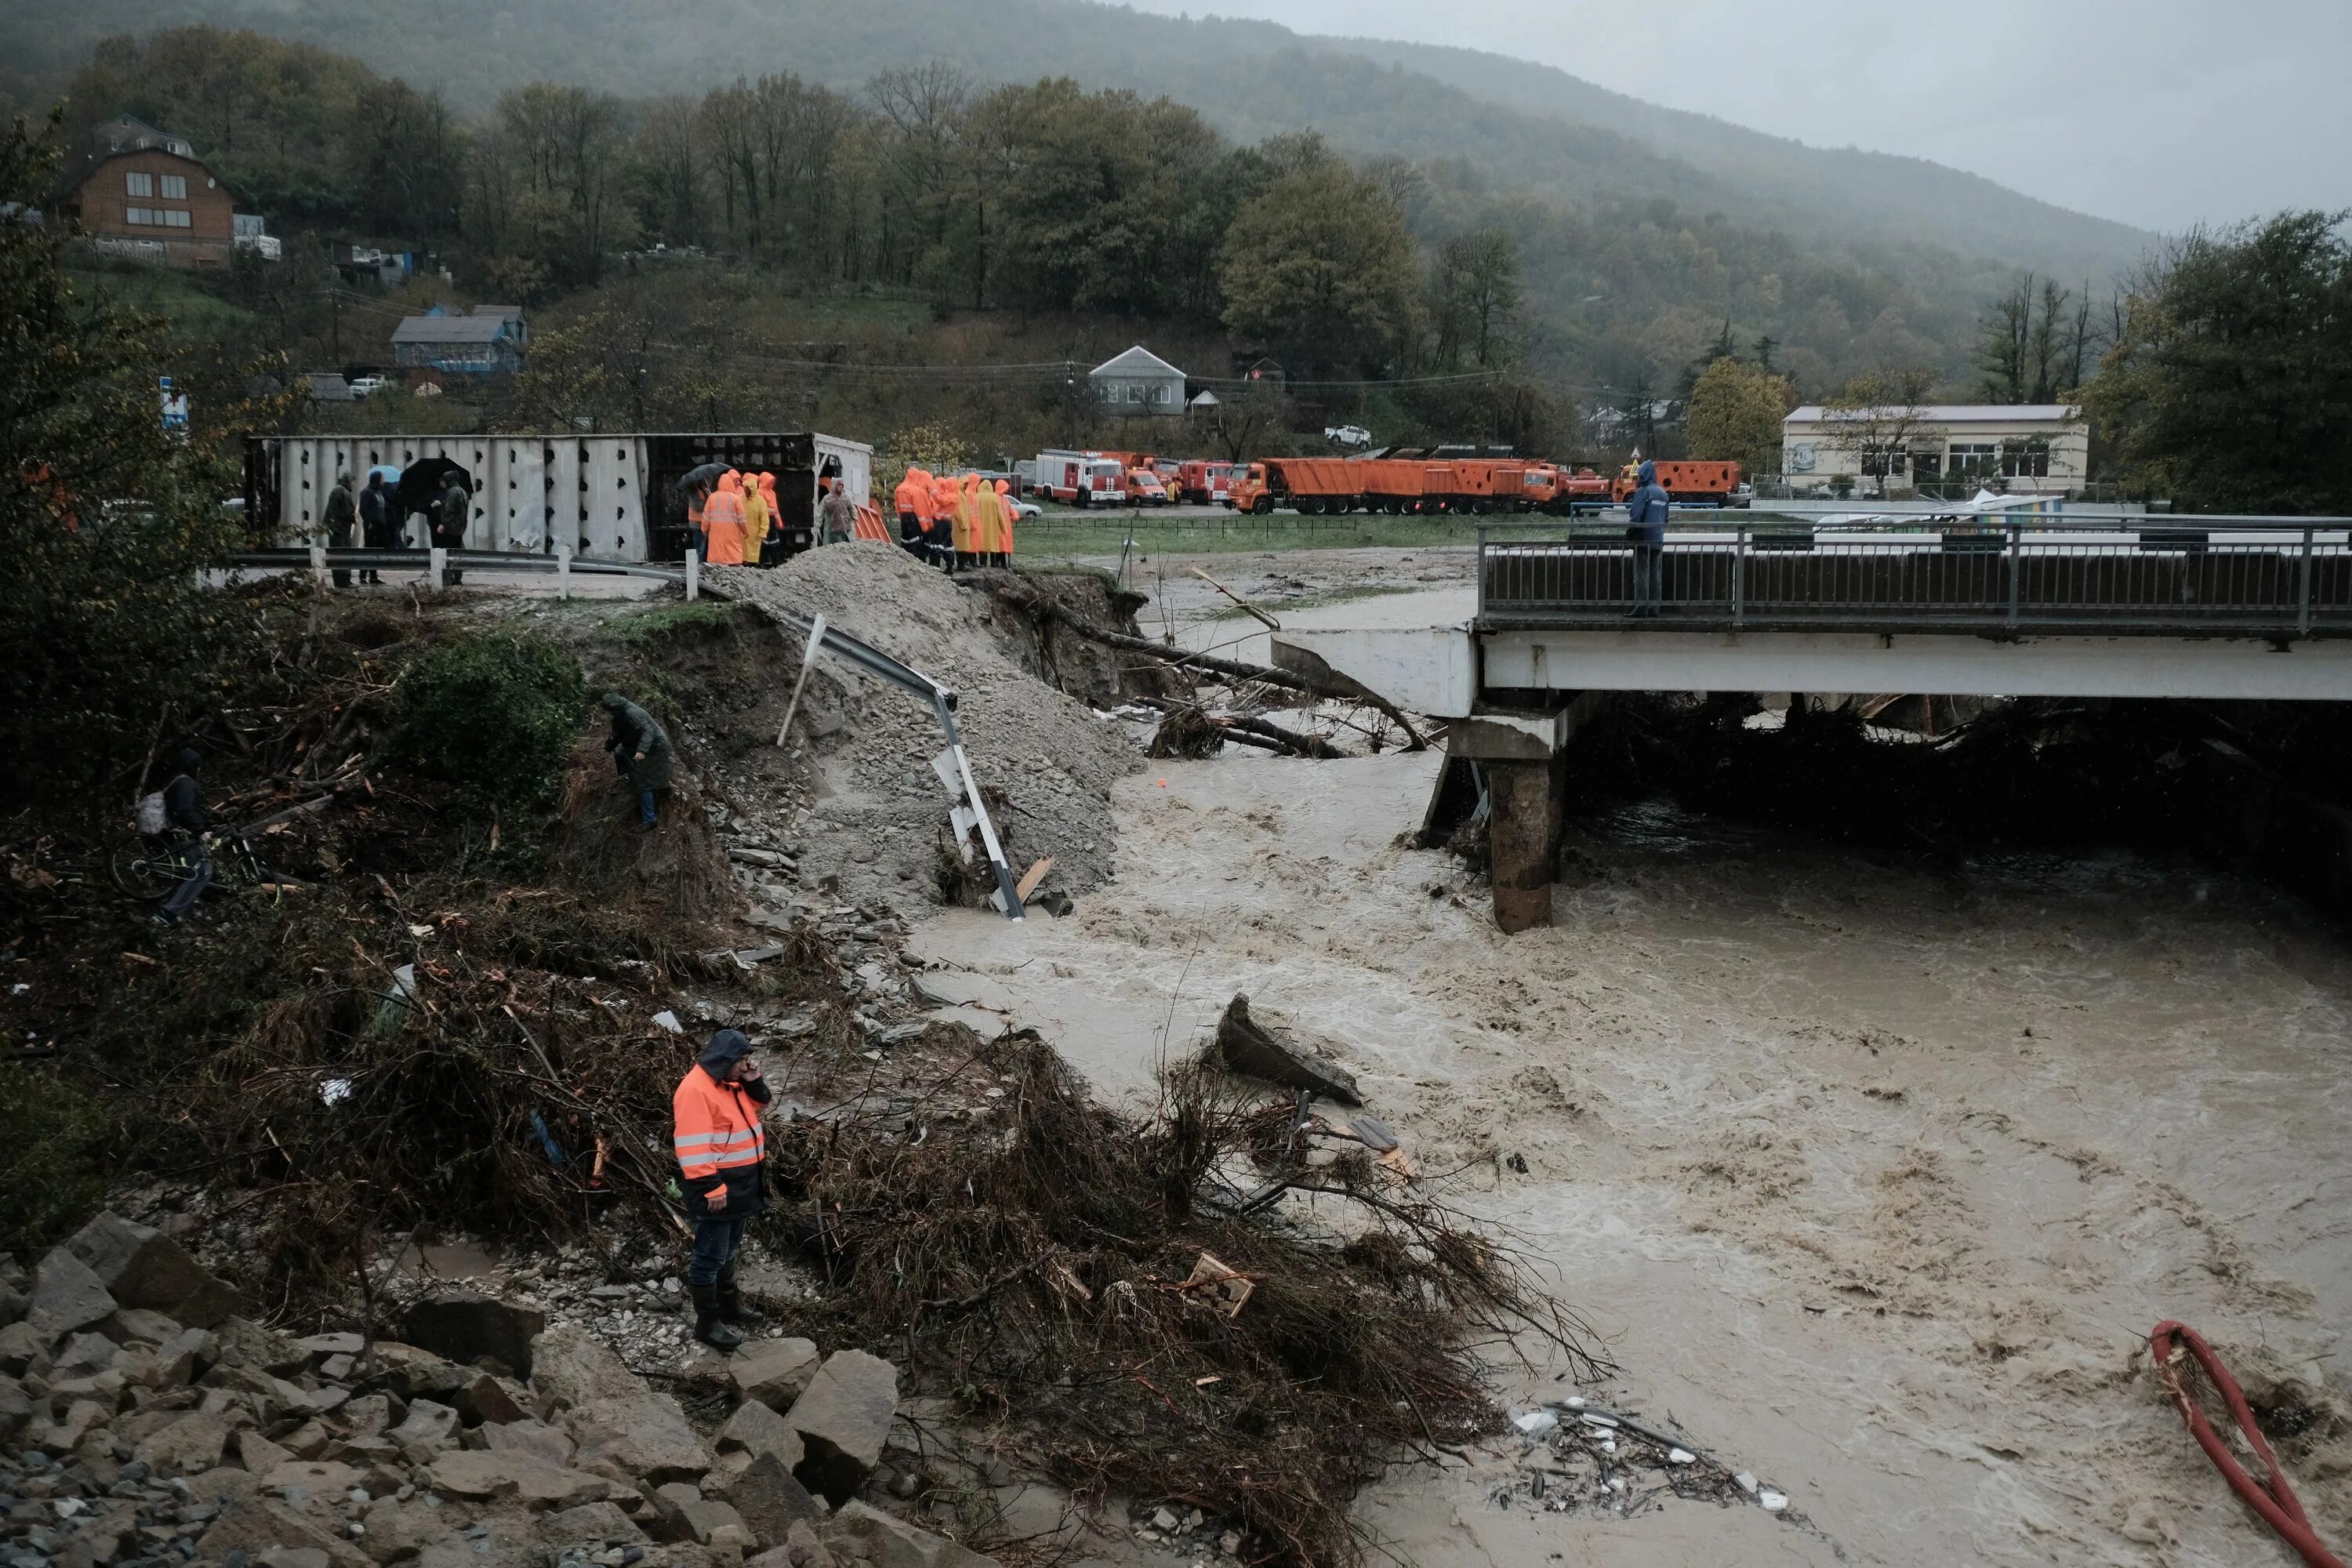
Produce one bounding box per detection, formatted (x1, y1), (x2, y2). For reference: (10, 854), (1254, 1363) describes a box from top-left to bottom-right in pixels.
(0, 1067), (106, 1256)
(395, 633), (586, 808)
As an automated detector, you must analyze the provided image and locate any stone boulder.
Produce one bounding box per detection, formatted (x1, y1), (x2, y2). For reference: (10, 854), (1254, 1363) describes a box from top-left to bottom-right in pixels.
(423, 1449), (623, 1510)
(134, 1410), (238, 1475)
(480, 1417), (575, 1468)
(401, 1291), (546, 1380)
(387, 1398), (462, 1461)
(723, 1450), (825, 1548)
(531, 1325), (710, 1483)
(198, 1497), (374, 1568)
(26, 1247), (116, 1344)
(825, 1501), (999, 1568)
(718, 1397), (804, 1470)
(66, 1211), (239, 1327)
(787, 1352), (898, 1504)
(731, 1337), (821, 1411)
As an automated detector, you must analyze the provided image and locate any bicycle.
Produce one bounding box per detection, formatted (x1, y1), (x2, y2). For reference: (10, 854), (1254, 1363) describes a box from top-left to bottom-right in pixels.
(107, 833), (302, 902)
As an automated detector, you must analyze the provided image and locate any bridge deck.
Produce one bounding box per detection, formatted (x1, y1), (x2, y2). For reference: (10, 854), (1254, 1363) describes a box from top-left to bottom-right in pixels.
(1479, 524), (2352, 638)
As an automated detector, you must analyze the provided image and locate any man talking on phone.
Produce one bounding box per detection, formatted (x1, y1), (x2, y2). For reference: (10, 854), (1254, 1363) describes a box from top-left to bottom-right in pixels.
(671, 1028), (772, 1351)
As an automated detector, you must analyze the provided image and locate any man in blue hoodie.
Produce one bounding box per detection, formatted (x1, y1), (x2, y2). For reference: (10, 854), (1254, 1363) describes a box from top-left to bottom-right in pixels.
(1624, 459), (1670, 619)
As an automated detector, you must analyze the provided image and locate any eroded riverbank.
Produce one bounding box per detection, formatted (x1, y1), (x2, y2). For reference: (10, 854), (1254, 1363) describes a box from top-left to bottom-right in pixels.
(912, 746), (2352, 1567)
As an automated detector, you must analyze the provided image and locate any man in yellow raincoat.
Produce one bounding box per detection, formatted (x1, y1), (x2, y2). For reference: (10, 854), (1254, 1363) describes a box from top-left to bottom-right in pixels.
(740, 473), (771, 568)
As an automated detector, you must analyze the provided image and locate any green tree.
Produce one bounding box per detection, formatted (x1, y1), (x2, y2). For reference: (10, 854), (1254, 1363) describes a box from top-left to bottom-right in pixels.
(1220, 162), (1418, 376)
(1428, 229), (1523, 371)
(1686, 356), (1793, 474)
(0, 114), (275, 807)
(2084, 211), (2352, 514)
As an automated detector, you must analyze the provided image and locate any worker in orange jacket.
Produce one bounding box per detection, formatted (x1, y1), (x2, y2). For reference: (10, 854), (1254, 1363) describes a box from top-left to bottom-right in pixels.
(929, 472), (960, 570)
(956, 472), (987, 572)
(673, 1028), (771, 1350)
(756, 472), (780, 564)
(702, 472), (747, 566)
(892, 467), (927, 561)
(992, 478), (1016, 567)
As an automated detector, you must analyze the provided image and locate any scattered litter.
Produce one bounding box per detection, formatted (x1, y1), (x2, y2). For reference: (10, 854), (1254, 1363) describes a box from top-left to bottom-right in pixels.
(651, 1010), (683, 1034)
(9, 983), (27, 996)
(1668, 1447), (1696, 1465)
(732, 945), (786, 966)
(1734, 1472), (1758, 1494)
(1515, 1410), (1559, 1436)
(1577, 1413), (1619, 1428)
(406, 923), (435, 937)
(1759, 1490), (1789, 1512)
(1338, 1112), (1399, 1152)
(319, 1078), (354, 1108)
(368, 964), (419, 1037)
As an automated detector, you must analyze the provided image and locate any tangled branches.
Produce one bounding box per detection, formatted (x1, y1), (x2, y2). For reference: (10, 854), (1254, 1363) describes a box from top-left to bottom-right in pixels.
(769, 1033), (1604, 1567)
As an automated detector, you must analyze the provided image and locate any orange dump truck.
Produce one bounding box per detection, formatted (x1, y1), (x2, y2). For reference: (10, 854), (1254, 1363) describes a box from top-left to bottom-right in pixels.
(1521, 463), (1612, 512)
(1229, 456), (1541, 515)
(1612, 460), (1743, 505)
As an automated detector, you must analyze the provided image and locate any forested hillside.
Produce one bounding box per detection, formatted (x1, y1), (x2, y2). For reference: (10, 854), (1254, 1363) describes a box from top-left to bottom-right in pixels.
(2, 0), (2147, 286)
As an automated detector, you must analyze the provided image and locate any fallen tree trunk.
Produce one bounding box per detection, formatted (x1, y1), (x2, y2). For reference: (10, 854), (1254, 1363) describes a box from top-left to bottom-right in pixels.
(988, 579), (1428, 751)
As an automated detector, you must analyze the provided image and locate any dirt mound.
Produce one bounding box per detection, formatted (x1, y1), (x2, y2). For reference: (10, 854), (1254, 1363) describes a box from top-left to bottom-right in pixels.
(553, 738), (739, 923)
(710, 547), (1143, 913)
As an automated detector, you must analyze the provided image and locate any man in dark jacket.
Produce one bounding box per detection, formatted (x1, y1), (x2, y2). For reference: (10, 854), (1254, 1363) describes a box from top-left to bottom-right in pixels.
(323, 473), (357, 589)
(432, 477), (471, 585)
(157, 747), (212, 924)
(358, 471), (394, 583)
(599, 692), (673, 830)
(672, 1029), (772, 1350)
(1624, 459), (1671, 619)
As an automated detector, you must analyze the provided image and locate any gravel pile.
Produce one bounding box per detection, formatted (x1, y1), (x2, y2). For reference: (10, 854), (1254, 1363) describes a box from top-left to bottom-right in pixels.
(710, 548), (1141, 915)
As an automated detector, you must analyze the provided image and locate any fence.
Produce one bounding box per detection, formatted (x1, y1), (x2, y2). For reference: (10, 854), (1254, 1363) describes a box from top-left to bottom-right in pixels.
(1477, 517), (2352, 639)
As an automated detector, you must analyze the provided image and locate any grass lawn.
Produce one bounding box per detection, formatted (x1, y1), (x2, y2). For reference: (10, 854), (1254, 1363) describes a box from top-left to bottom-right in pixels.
(1013, 513), (1483, 561)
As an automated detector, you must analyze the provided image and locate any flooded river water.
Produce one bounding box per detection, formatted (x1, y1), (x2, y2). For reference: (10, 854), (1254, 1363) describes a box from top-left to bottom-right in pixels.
(912, 561), (2350, 1567)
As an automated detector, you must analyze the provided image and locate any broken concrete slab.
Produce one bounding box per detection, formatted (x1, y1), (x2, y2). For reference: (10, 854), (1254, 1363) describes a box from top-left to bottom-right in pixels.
(401, 1290), (546, 1379)
(65, 1210), (239, 1327)
(1213, 994), (1361, 1105)
(787, 1350), (898, 1504)
(731, 1336), (822, 1410)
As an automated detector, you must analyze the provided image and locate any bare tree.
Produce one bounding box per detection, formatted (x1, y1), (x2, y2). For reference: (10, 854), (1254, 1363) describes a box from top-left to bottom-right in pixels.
(1824, 367), (1940, 499)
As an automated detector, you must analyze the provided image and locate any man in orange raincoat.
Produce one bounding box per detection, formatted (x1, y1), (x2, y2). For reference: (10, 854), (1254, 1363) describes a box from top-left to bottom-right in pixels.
(892, 467), (927, 561)
(990, 478), (1017, 567)
(757, 473), (780, 564)
(931, 471), (963, 571)
(702, 472), (747, 566)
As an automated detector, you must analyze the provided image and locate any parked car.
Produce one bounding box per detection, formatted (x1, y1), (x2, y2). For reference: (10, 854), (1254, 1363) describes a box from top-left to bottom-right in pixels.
(1011, 498), (1043, 521)
(347, 375), (391, 399)
(1123, 469), (1171, 507)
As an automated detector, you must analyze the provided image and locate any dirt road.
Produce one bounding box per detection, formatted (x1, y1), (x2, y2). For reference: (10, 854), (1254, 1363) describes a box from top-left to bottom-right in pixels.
(912, 695), (2350, 1564)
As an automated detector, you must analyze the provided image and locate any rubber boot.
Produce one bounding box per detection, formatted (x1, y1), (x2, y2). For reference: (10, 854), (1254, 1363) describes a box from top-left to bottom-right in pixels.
(716, 1263), (762, 1328)
(691, 1283), (744, 1352)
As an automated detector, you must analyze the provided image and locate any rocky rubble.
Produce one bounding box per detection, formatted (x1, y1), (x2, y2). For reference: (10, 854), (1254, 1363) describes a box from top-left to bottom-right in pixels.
(2, 1215), (1001, 1568)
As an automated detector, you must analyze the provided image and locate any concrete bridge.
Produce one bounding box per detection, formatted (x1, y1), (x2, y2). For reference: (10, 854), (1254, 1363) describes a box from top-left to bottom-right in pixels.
(1272, 516), (2352, 931)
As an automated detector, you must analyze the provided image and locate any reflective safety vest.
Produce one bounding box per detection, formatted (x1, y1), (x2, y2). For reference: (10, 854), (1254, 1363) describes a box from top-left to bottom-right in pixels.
(672, 1063), (767, 1210)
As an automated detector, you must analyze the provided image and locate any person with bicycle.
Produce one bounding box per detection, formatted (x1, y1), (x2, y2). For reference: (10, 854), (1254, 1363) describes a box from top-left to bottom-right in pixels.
(155, 747), (212, 924)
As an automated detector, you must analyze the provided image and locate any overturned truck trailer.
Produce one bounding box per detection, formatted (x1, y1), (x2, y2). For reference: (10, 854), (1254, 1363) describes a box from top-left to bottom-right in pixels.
(243, 431), (876, 564)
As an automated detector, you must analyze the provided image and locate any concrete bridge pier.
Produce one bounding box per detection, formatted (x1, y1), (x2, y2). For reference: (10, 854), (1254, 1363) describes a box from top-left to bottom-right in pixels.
(1443, 695), (1606, 934)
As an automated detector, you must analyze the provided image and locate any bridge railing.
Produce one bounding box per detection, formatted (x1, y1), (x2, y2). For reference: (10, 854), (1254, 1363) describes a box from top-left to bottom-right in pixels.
(1476, 516), (2352, 638)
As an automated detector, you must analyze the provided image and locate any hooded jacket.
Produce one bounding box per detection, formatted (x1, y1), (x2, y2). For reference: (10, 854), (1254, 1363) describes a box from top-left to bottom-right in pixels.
(703, 473), (748, 565)
(1624, 459), (1670, 544)
(673, 1029), (772, 1215)
(742, 475), (771, 561)
(600, 692), (673, 793)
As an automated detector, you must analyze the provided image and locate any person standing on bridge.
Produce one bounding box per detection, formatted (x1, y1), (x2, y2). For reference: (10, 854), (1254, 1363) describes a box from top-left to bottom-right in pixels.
(1624, 459), (1669, 619)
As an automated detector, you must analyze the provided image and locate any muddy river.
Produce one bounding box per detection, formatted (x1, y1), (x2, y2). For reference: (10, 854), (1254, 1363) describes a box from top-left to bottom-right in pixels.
(912, 557), (2350, 1568)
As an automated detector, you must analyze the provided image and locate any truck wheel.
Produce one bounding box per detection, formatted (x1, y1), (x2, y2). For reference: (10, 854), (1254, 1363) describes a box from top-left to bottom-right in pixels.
(1253, 497), (1273, 517)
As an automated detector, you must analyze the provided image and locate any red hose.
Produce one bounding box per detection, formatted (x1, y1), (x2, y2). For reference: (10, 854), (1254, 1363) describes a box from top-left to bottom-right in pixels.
(2148, 1321), (2345, 1568)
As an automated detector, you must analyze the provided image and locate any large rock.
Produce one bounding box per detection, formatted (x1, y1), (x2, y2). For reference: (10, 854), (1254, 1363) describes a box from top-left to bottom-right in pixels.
(825, 1501), (999, 1568)
(723, 1450), (824, 1548)
(387, 1399), (461, 1461)
(66, 1211), (238, 1327)
(481, 1417), (575, 1468)
(731, 1338), (821, 1411)
(652, 1488), (754, 1550)
(718, 1397), (804, 1469)
(198, 1497), (374, 1568)
(0, 1319), (43, 1375)
(134, 1410), (238, 1475)
(786, 1352), (898, 1504)
(424, 1449), (622, 1509)
(26, 1247), (117, 1344)
(532, 1325), (710, 1483)
(401, 1291), (545, 1380)
(542, 1500), (649, 1550)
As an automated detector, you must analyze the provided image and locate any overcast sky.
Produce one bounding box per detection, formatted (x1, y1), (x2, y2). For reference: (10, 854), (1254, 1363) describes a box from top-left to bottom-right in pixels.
(1123, 0), (2351, 234)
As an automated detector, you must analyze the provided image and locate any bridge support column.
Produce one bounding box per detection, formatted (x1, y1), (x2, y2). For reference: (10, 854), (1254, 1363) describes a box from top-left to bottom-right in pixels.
(1443, 695), (1605, 934)
(1486, 755), (1566, 934)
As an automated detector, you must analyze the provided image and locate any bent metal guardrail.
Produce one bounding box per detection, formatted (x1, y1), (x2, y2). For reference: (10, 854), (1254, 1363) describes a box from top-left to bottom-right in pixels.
(1477, 517), (2352, 639)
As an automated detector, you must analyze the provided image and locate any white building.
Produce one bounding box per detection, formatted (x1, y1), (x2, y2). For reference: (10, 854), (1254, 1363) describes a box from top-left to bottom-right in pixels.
(1090, 346), (1187, 418)
(1781, 404), (2089, 495)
